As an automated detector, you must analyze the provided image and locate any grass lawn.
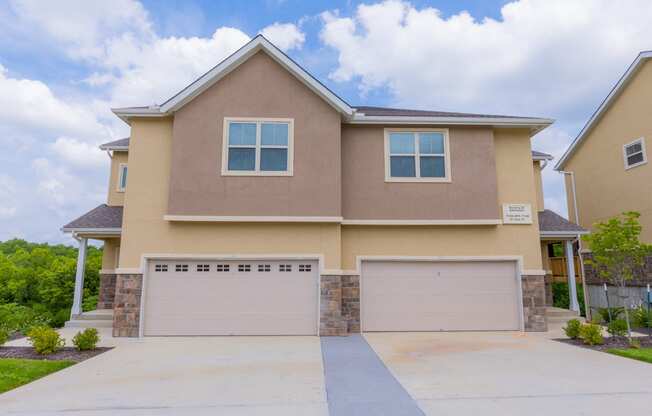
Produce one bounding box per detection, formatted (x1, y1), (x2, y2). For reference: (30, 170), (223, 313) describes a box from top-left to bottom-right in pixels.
(607, 348), (652, 364)
(0, 358), (74, 394)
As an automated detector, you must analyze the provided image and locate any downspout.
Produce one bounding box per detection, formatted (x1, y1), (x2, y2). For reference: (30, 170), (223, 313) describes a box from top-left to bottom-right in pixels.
(559, 170), (591, 320)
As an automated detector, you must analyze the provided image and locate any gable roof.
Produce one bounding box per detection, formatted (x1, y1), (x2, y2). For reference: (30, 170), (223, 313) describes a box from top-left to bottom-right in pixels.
(531, 150), (553, 161)
(556, 51), (652, 170)
(99, 137), (130, 151)
(62, 204), (123, 233)
(112, 36), (552, 135)
(538, 209), (587, 235)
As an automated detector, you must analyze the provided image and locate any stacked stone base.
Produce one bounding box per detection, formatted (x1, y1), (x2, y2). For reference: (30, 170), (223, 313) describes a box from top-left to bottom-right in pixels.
(112, 273), (143, 337)
(319, 275), (360, 336)
(521, 274), (548, 332)
(97, 273), (117, 309)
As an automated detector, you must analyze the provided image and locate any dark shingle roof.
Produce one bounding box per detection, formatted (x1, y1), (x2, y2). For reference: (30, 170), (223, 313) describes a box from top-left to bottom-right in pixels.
(532, 150), (553, 160)
(62, 204), (123, 230)
(99, 137), (129, 150)
(538, 209), (586, 233)
(353, 106), (536, 120)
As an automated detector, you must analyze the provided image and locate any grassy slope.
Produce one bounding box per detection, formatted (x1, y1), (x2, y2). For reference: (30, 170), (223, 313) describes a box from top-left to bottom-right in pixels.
(0, 358), (74, 394)
(607, 348), (652, 364)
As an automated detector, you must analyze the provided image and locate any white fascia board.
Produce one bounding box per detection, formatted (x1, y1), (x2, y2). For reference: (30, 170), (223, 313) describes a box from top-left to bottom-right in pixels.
(555, 51), (652, 170)
(111, 106), (163, 124)
(61, 227), (122, 235)
(540, 230), (589, 237)
(160, 36), (353, 116)
(98, 145), (129, 151)
(531, 154), (554, 161)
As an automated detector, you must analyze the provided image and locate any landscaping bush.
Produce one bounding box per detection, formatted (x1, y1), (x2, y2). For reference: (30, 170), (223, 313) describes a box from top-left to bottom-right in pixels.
(631, 306), (652, 328)
(552, 282), (586, 316)
(592, 307), (624, 324)
(607, 319), (628, 338)
(51, 309), (70, 329)
(72, 328), (100, 351)
(83, 295), (98, 312)
(27, 326), (65, 355)
(579, 323), (604, 346)
(0, 328), (8, 346)
(563, 319), (582, 339)
(0, 303), (51, 334)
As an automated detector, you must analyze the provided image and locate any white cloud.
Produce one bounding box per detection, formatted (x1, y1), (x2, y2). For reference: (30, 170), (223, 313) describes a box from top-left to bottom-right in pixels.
(0, 174), (17, 219)
(51, 137), (107, 169)
(260, 22), (306, 51)
(320, 0), (652, 118)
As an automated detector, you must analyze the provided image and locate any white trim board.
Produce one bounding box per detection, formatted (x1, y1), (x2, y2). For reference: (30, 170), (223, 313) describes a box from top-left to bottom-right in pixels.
(342, 219), (501, 225)
(556, 51), (652, 170)
(164, 215), (344, 223)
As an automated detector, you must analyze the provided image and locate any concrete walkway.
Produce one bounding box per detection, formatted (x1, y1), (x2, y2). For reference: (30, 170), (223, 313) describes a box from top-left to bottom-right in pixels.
(321, 335), (424, 416)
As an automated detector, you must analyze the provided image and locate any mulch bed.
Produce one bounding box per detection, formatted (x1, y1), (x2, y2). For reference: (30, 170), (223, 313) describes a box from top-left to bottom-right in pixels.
(556, 336), (652, 352)
(0, 346), (112, 362)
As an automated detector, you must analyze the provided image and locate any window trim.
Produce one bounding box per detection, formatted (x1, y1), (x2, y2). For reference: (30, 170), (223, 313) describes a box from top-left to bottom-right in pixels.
(117, 163), (128, 192)
(623, 137), (647, 170)
(221, 117), (294, 176)
(384, 128), (451, 182)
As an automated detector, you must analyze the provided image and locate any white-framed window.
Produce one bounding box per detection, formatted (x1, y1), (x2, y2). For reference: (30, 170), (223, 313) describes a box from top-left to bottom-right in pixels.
(221, 118), (294, 176)
(117, 163), (128, 192)
(384, 128), (451, 182)
(623, 137), (647, 170)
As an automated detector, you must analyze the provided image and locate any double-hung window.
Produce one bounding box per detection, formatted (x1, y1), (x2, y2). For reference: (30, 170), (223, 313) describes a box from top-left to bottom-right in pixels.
(385, 129), (450, 182)
(222, 118), (293, 176)
(623, 138), (647, 170)
(117, 163), (128, 192)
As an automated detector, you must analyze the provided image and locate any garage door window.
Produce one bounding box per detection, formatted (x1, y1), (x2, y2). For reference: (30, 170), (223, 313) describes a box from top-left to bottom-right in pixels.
(299, 264), (312, 272)
(258, 264), (271, 272)
(155, 264), (168, 272)
(279, 264), (292, 272)
(216, 264), (230, 272)
(196, 264), (210, 272)
(238, 264), (251, 272)
(175, 264), (188, 272)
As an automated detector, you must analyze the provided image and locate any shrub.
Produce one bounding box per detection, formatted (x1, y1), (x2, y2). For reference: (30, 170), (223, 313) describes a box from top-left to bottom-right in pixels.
(631, 306), (652, 328)
(51, 309), (70, 328)
(72, 328), (100, 351)
(27, 326), (65, 355)
(0, 303), (51, 334)
(0, 328), (8, 346)
(579, 323), (604, 346)
(83, 295), (98, 312)
(607, 319), (628, 338)
(592, 307), (624, 324)
(552, 282), (586, 316)
(563, 319), (582, 339)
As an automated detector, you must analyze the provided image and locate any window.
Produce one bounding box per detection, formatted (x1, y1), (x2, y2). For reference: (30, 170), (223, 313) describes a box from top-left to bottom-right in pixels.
(222, 118), (293, 176)
(175, 264), (188, 272)
(279, 264), (292, 272)
(623, 138), (647, 170)
(238, 264), (251, 272)
(155, 264), (168, 272)
(196, 264), (210, 272)
(298, 264), (312, 272)
(117, 164), (128, 191)
(385, 129), (450, 182)
(216, 264), (230, 272)
(258, 264), (271, 272)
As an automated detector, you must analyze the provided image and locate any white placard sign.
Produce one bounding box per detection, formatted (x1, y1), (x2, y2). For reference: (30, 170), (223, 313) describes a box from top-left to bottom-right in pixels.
(502, 203), (532, 224)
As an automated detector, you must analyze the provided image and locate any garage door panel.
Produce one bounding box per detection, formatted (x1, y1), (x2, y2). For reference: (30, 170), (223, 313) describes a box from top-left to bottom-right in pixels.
(362, 261), (520, 332)
(144, 260), (318, 336)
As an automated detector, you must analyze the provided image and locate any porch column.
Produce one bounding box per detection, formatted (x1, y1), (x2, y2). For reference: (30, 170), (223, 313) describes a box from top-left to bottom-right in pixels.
(70, 237), (88, 317)
(565, 239), (580, 312)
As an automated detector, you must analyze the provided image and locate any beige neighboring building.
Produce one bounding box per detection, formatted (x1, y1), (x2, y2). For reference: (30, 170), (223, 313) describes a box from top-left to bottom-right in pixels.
(63, 36), (579, 338)
(556, 51), (652, 241)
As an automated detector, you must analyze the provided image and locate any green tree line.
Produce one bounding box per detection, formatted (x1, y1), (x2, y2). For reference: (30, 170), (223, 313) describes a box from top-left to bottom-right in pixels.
(0, 239), (102, 330)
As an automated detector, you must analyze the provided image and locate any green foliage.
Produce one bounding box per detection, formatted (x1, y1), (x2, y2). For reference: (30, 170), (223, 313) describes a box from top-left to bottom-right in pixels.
(631, 306), (652, 328)
(0, 239), (102, 328)
(27, 326), (65, 355)
(0, 327), (8, 346)
(552, 282), (586, 316)
(83, 295), (98, 312)
(563, 319), (582, 339)
(579, 323), (604, 345)
(0, 303), (51, 334)
(629, 338), (641, 349)
(607, 319), (628, 338)
(72, 328), (100, 351)
(592, 307), (624, 324)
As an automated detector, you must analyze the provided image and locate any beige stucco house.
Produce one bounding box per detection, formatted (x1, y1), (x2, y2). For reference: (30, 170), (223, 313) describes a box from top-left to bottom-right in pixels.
(62, 36), (582, 337)
(556, 51), (652, 309)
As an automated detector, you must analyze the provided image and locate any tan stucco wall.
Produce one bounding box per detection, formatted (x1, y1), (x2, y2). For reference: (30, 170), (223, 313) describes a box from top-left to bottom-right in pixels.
(563, 60), (652, 242)
(167, 50), (342, 217)
(533, 161), (545, 212)
(341, 128), (543, 270)
(101, 238), (121, 270)
(118, 118), (342, 269)
(107, 151), (128, 206)
(341, 125), (499, 220)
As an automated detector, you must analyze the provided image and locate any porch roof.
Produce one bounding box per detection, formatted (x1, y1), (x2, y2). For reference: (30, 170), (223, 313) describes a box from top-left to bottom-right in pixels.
(62, 204), (123, 235)
(539, 209), (587, 238)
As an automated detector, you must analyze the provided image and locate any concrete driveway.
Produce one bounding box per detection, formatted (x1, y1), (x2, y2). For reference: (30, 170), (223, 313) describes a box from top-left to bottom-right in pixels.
(2, 326), (652, 415)
(365, 329), (652, 415)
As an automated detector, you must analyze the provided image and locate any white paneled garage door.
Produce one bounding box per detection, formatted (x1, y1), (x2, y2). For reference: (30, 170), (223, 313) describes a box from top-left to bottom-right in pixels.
(361, 260), (521, 332)
(143, 259), (318, 336)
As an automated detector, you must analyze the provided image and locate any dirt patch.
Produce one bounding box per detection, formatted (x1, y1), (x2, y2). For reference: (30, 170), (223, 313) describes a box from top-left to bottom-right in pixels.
(0, 346), (112, 362)
(555, 336), (652, 352)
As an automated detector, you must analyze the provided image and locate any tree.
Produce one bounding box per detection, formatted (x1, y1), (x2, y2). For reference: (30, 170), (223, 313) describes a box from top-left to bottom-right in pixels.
(583, 212), (652, 340)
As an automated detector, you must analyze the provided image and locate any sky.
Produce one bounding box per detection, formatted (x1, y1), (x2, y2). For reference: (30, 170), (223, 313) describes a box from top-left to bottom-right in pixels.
(1, 0), (652, 244)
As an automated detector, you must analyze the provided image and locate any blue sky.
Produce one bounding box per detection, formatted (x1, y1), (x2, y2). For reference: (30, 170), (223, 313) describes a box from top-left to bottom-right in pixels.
(1, 0), (651, 244)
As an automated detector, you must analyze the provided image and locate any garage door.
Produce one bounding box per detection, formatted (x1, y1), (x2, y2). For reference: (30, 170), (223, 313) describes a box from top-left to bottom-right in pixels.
(361, 260), (521, 331)
(143, 259), (318, 336)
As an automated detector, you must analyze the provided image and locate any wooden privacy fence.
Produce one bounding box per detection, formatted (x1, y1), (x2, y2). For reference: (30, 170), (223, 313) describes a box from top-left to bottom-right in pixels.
(550, 256), (583, 282)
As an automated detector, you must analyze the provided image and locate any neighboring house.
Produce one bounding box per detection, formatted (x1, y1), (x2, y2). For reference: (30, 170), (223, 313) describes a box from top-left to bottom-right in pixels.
(64, 35), (578, 337)
(556, 51), (652, 309)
